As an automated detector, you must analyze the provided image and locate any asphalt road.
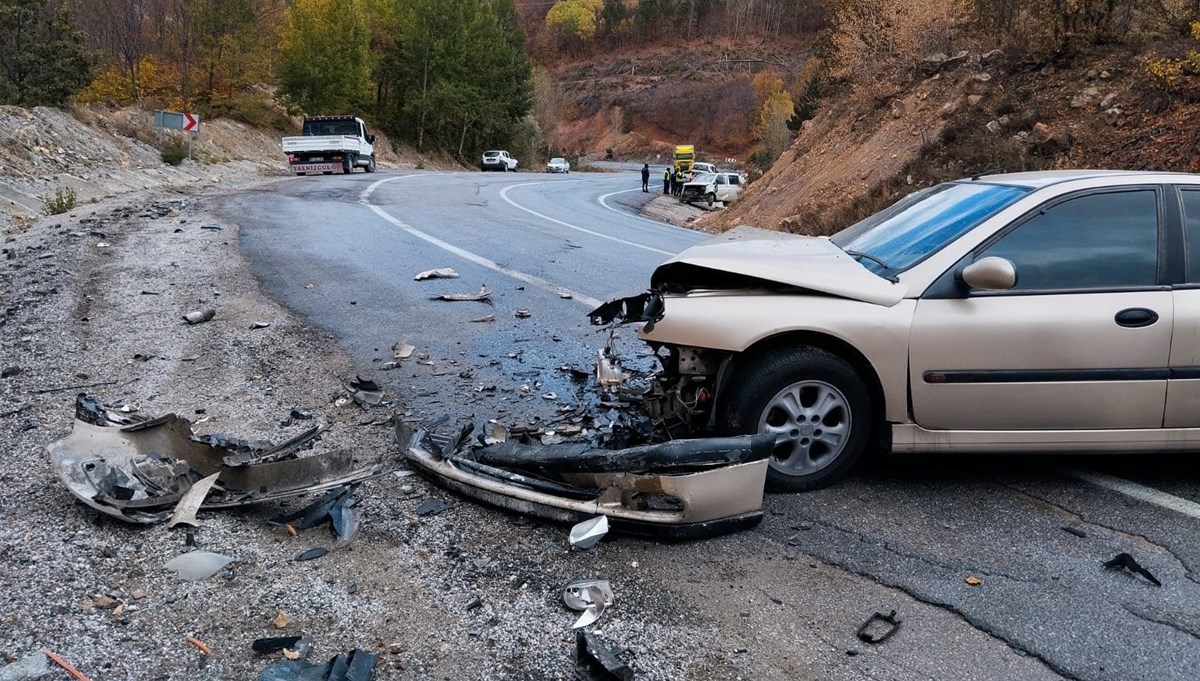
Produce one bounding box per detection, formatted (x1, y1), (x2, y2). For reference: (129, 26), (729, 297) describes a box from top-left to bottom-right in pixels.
(222, 169), (1200, 681)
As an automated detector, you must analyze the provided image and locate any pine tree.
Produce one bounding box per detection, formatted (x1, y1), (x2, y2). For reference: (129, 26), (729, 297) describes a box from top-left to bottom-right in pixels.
(0, 0), (93, 106)
(278, 0), (371, 115)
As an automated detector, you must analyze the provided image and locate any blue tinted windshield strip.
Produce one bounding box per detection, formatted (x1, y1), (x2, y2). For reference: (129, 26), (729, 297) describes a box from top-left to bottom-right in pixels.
(832, 183), (1030, 275)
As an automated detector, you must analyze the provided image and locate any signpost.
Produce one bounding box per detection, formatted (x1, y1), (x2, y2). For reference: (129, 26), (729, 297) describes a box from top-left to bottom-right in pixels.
(152, 110), (201, 159)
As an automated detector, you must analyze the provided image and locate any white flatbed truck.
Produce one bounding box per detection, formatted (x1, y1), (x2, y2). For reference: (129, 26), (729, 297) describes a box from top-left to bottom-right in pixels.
(282, 116), (377, 175)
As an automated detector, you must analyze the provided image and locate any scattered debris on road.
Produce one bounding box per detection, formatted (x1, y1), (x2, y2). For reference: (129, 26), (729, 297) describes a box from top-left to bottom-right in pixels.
(164, 551), (234, 581)
(514, 308), (531, 318)
(187, 636), (212, 655)
(256, 644), (377, 681)
(268, 485), (361, 545)
(392, 342), (415, 360)
(431, 285), (491, 303)
(414, 267), (459, 280)
(167, 472), (221, 528)
(468, 314), (496, 323)
(564, 579), (615, 628)
(856, 610), (902, 644)
(569, 516), (609, 550)
(42, 649), (90, 681)
(1103, 552), (1162, 587)
(416, 497), (454, 517)
(965, 576), (983, 586)
(574, 631), (634, 681)
(346, 376), (386, 407)
(249, 321), (271, 330)
(1061, 526), (1088, 538)
(252, 637), (303, 654)
(295, 547), (329, 562)
(47, 394), (382, 524)
(182, 308), (216, 325)
(398, 419), (773, 539)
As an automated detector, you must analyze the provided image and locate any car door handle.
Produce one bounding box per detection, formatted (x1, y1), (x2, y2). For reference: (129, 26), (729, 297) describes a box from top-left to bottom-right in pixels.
(1114, 308), (1159, 328)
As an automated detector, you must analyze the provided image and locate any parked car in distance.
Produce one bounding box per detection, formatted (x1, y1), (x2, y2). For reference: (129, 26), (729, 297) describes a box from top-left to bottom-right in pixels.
(594, 170), (1200, 492)
(546, 157), (571, 173)
(681, 171), (743, 207)
(691, 162), (717, 175)
(481, 150), (518, 172)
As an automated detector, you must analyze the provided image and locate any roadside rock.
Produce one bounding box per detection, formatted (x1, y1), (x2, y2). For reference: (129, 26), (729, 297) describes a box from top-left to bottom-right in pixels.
(967, 72), (994, 95)
(1030, 122), (1074, 153)
(1070, 86), (1101, 109)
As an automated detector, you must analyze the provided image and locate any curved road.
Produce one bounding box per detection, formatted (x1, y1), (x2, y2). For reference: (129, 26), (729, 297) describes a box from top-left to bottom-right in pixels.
(218, 170), (1200, 681)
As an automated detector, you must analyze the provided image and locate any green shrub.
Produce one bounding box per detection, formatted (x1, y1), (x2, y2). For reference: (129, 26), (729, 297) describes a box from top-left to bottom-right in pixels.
(43, 187), (77, 215)
(161, 139), (189, 166)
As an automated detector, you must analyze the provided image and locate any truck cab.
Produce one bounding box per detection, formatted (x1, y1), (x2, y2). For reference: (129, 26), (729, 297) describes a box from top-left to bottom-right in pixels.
(673, 145), (695, 173)
(282, 116), (376, 175)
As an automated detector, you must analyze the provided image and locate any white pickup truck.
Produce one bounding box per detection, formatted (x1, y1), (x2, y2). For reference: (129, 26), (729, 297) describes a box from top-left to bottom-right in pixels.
(282, 116), (377, 175)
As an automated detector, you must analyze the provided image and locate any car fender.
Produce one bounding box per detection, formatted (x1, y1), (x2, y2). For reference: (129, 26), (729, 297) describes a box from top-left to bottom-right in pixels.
(640, 293), (916, 423)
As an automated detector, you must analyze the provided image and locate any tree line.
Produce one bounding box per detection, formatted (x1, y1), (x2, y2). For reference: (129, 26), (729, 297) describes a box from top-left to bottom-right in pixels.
(0, 0), (532, 159)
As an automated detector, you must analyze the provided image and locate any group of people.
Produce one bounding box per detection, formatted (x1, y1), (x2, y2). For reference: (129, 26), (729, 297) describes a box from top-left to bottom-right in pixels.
(639, 163), (690, 196)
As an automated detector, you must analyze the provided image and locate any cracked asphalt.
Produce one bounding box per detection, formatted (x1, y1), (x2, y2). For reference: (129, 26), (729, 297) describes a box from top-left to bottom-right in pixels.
(216, 169), (1200, 680)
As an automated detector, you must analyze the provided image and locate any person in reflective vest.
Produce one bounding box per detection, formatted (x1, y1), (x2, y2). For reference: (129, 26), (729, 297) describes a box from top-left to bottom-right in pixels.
(662, 167), (671, 195)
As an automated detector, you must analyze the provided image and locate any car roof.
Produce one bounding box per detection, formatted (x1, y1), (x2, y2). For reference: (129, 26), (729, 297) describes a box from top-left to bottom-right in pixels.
(963, 169), (1200, 189)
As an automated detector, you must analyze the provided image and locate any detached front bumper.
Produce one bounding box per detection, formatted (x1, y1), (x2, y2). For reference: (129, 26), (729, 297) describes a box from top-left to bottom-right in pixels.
(397, 422), (772, 540)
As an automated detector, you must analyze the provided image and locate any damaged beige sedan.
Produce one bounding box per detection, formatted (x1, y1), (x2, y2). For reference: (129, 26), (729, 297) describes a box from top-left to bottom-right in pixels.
(593, 171), (1200, 490)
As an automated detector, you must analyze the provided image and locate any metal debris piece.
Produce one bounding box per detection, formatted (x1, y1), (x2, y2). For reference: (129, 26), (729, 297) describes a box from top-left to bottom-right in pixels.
(416, 497), (453, 517)
(164, 551), (233, 581)
(250, 322), (271, 330)
(251, 637), (301, 654)
(167, 472), (221, 529)
(201, 224), (223, 231)
(514, 308), (531, 318)
(482, 422), (508, 446)
(542, 392), (557, 401)
(182, 309), (215, 325)
(1103, 552), (1162, 586)
(569, 516), (609, 550)
(294, 548), (328, 562)
(47, 394), (381, 524)
(431, 285), (491, 303)
(856, 610), (902, 644)
(596, 349), (627, 388)
(347, 376), (385, 407)
(399, 421), (773, 539)
(290, 407), (313, 421)
(468, 315), (496, 323)
(392, 342), (415, 360)
(574, 631), (634, 681)
(414, 268), (459, 280)
(564, 579), (615, 629)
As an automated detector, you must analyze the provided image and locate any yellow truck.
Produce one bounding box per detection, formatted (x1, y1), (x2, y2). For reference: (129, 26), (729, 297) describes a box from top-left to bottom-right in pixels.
(673, 144), (695, 172)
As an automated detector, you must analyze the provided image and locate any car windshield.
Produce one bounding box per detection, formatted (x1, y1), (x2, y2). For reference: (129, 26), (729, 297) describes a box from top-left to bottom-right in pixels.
(691, 173), (716, 183)
(303, 119), (358, 136)
(550, 158), (565, 164)
(830, 182), (1031, 276)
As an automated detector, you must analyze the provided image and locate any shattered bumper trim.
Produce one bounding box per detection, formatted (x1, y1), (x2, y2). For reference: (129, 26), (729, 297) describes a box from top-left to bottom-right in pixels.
(398, 424), (770, 540)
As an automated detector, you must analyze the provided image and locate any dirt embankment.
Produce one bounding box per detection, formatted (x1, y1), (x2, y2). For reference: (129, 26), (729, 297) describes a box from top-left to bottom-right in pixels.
(709, 43), (1199, 235)
(0, 105), (443, 232)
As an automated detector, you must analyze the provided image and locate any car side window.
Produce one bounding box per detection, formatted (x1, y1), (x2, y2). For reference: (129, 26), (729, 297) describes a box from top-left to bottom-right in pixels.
(979, 189), (1159, 291)
(1181, 189), (1200, 282)
(715, 175), (726, 185)
(729, 176), (740, 186)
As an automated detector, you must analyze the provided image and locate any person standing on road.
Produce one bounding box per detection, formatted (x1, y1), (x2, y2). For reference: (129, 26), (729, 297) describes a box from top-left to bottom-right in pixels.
(674, 167), (686, 197)
(662, 167), (671, 194)
(641, 163), (650, 192)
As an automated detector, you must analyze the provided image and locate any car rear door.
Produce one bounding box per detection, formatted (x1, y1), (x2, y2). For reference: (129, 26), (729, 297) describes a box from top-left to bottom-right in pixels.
(1168, 186), (1200, 427)
(910, 186), (1173, 430)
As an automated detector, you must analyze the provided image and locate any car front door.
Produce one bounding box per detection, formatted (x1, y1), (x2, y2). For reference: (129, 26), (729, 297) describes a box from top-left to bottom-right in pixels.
(1169, 187), (1200, 427)
(910, 187), (1173, 430)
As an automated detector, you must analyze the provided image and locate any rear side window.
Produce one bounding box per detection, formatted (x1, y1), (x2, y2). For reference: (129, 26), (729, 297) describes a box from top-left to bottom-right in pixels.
(729, 176), (741, 185)
(1180, 189), (1200, 282)
(980, 189), (1159, 290)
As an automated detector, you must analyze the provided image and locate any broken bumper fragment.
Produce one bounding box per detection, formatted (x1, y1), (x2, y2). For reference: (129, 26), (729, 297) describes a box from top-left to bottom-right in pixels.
(48, 394), (383, 524)
(397, 421), (772, 539)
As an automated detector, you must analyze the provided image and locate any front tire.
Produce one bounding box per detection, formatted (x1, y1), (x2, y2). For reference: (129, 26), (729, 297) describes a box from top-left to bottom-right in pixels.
(720, 347), (872, 492)
(706, 192), (716, 207)
(366, 155), (376, 173)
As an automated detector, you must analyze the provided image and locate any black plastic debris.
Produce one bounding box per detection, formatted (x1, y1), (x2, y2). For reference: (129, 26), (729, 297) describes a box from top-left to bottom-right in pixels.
(270, 485), (361, 545)
(1103, 552), (1162, 587)
(291, 407), (314, 421)
(257, 645), (376, 681)
(1062, 526), (1088, 539)
(1, 366), (21, 378)
(574, 631), (634, 681)
(587, 292), (664, 332)
(416, 497), (453, 517)
(295, 548), (329, 562)
(856, 610), (902, 644)
(347, 376), (384, 407)
(252, 636), (303, 653)
(201, 224), (223, 231)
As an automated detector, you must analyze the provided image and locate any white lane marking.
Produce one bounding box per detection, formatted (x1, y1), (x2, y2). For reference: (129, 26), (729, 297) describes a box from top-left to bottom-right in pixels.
(597, 187), (707, 237)
(359, 176), (602, 309)
(1069, 469), (1200, 521)
(499, 182), (674, 256)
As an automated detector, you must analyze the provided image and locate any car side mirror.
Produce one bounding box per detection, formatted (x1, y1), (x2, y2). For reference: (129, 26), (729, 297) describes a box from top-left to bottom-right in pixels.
(960, 256), (1017, 291)
(366, 135), (376, 144)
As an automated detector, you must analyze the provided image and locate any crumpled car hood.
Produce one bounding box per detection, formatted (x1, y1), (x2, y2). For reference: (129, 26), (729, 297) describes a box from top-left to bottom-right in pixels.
(652, 226), (907, 307)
